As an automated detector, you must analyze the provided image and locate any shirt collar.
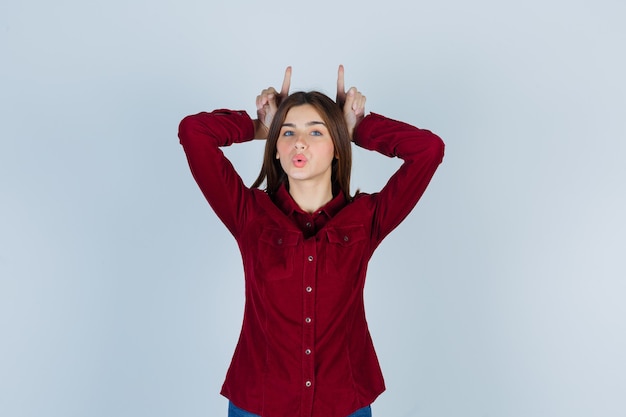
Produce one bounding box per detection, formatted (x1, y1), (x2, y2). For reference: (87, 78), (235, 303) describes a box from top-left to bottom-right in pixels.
(274, 183), (346, 218)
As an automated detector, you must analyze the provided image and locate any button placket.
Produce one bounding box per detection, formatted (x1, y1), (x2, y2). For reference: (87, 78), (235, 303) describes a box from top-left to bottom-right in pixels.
(301, 239), (316, 407)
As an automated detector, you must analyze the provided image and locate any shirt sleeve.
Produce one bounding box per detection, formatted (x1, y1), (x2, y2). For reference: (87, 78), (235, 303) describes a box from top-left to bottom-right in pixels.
(178, 109), (256, 238)
(353, 112), (445, 246)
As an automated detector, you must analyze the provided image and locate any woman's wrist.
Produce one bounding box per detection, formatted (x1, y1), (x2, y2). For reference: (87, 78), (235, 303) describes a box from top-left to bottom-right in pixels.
(253, 119), (269, 140)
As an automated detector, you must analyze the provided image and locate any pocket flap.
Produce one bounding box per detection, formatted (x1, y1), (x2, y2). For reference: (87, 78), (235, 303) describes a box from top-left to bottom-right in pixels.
(325, 225), (367, 246)
(259, 228), (300, 247)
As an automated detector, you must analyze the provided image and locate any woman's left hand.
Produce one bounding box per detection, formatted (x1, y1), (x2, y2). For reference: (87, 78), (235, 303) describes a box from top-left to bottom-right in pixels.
(336, 65), (366, 140)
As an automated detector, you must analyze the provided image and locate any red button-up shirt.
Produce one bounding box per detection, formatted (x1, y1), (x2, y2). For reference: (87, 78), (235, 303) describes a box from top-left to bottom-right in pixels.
(178, 109), (444, 417)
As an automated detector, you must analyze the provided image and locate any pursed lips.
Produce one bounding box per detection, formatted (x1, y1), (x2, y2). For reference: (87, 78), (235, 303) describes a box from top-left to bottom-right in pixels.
(292, 154), (308, 167)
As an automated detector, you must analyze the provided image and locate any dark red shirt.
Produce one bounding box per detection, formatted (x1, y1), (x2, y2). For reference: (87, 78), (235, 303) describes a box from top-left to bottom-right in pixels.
(178, 110), (444, 417)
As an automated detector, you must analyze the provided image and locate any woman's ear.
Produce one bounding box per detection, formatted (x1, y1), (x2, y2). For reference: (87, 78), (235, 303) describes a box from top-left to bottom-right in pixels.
(276, 152), (280, 159)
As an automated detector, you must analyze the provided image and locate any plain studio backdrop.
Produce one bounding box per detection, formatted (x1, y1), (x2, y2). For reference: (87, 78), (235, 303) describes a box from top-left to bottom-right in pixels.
(1, 1), (625, 416)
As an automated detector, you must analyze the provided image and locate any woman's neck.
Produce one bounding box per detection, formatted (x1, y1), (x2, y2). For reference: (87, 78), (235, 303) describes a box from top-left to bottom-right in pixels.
(287, 181), (333, 214)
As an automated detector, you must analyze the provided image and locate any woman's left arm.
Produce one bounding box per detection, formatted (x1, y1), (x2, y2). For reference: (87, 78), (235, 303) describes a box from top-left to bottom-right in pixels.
(337, 66), (444, 244)
(354, 112), (445, 245)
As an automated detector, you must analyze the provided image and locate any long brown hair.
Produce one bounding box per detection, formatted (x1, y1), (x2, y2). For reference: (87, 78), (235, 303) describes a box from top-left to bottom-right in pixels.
(251, 91), (353, 201)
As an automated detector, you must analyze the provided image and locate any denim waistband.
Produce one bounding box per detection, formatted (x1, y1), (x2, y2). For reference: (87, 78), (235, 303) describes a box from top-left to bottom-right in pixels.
(228, 401), (372, 417)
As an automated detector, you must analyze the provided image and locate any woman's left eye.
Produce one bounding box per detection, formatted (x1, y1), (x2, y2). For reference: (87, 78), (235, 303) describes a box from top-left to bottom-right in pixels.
(310, 130), (322, 136)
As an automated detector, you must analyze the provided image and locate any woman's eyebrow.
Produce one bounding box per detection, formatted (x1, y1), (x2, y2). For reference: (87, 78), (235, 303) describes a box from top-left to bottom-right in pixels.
(306, 121), (326, 126)
(281, 121), (326, 127)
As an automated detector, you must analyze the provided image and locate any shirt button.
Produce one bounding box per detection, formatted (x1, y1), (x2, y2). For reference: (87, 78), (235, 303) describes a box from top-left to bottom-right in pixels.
(305, 381), (312, 387)
(307, 255), (314, 262)
(305, 317), (312, 323)
(277, 238), (283, 245)
(306, 222), (312, 228)
(305, 286), (312, 293)
(305, 349), (311, 355)
(343, 235), (349, 242)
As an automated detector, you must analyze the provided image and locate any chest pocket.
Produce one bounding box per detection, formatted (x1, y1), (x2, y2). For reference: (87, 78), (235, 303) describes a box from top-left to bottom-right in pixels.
(324, 225), (368, 276)
(257, 228), (300, 281)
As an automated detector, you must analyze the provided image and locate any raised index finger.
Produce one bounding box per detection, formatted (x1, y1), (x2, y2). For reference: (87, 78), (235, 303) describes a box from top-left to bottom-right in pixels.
(280, 66), (292, 97)
(336, 64), (346, 104)
(337, 65), (345, 93)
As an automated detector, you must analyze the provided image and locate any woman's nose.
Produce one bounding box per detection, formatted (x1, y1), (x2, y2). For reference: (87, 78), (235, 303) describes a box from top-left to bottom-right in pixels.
(294, 135), (307, 149)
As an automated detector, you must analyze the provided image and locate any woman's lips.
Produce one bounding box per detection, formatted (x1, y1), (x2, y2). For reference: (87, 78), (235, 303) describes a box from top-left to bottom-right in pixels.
(292, 154), (307, 168)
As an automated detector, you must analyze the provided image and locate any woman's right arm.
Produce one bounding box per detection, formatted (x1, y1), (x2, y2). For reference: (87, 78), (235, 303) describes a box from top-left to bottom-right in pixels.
(178, 68), (291, 237)
(178, 109), (255, 238)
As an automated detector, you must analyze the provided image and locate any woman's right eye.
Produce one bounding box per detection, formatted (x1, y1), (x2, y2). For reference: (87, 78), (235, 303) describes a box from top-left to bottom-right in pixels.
(283, 131), (294, 137)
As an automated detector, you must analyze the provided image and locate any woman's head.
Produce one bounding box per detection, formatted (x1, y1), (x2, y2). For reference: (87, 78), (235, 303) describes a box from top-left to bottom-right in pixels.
(252, 91), (353, 200)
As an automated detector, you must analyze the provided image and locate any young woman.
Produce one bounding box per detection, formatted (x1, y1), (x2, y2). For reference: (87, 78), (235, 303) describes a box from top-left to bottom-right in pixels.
(178, 66), (445, 417)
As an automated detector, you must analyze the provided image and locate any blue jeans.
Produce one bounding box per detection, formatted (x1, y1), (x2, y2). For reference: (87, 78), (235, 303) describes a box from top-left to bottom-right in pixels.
(228, 401), (372, 417)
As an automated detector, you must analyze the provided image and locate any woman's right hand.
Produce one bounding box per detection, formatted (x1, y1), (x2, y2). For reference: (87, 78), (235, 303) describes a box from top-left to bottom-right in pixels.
(255, 66), (292, 138)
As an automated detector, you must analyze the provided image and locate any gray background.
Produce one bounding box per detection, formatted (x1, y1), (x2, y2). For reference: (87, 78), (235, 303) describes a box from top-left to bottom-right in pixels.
(1, 1), (625, 416)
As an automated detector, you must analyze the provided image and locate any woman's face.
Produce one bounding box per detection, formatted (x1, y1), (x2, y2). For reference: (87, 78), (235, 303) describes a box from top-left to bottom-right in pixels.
(276, 104), (336, 188)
